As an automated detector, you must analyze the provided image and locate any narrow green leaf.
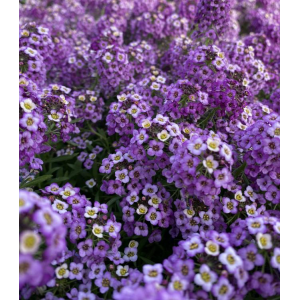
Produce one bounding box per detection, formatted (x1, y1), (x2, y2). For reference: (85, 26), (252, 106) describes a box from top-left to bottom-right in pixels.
(140, 256), (155, 265)
(233, 162), (247, 178)
(20, 175), (53, 188)
(46, 154), (78, 163)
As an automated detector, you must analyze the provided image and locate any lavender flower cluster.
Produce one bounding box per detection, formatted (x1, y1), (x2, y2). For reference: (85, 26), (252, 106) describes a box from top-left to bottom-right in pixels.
(19, 0), (280, 299)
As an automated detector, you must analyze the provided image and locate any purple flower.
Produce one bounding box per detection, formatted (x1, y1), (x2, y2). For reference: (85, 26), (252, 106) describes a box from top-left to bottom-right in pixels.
(134, 222), (148, 236)
(104, 219), (121, 238)
(45, 183), (61, 195)
(147, 140), (164, 157)
(94, 241), (109, 257)
(115, 169), (130, 183)
(238, 244), (264, 271)
(182, 235), (204, 257)
(212, 277), (234, 300)
(78, 291), (96, 300)
(89, 263), (106, 280)
(69, 263), (83, 280)
(270, 247), (280, 270)
(145, 207), (162, 225)
(95, 272), (112, 294)
(70, 222), (87, 241)
(143, 264), (163, 284)
(78, 239), (93, 257)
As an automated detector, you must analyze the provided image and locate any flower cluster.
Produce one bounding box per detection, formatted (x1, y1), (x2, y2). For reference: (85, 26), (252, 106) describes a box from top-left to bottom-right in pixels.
(19, 190), (66, 292)
(19, 0), (280, 299)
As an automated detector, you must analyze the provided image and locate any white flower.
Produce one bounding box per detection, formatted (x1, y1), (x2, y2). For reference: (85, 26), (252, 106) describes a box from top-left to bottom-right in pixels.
(117, 94), (127, 102)
(207, 138), (220, 152)
(157, 130), (170, 142)
(52, 199), (69, 214)
(142, 119), (152, 129)
(103, 52), (113, 63)
(148, 195), (162, 208)
(60, 86), (71, 94)
(55, 263), (69, 279)
(116, 265), (129, 276)
(219, 247), (243, 273)
(237, 122), (247, 130)
(183, 208), (195, 218)
(78, 95), (85, 101)
(60, 186), (76, 199)
(20, 230), (41, 254)
(154, 114), (168, 125)
(234, 191), (246, 202)
(136, 204), (148, 215)
(48, 110), (62, 122)
(156, 76), (166, 83)
(166, 123), (181, 136)
(84, 206), (99, 219)
(150, 82), (161, 90)
(86, 179), (96, 188)
(89, 153), (97, 160)
(204, 241), (220, 256)
(25, 47), (37, 57)
(262, 105), (270, 114)
(20, 99), (36, 113)
(68, 56), (76, 64)
(220, 144), (232, 161)
(203, 155), (219, 174)
(128, 240), (139, 248)
(242, 78), (250, 87)
(256, 233), (273, 249)
(92, 224), (104, 238)
(243, 106), (252, 116)
(37, 26), (49, 34)
(131, 93), (142, 101)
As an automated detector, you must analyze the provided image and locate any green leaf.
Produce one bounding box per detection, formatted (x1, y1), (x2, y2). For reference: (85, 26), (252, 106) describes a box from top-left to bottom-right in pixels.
(45, 167), (61, 175)
(50, 176), (70, 183)
(20, 175), (53, 188)
(45, 154), (78, 163)
(140, 256), (155, 265)
(233, 162), (247, 178)
(70, 118), (82, 124)
(106, 196), (120, 207)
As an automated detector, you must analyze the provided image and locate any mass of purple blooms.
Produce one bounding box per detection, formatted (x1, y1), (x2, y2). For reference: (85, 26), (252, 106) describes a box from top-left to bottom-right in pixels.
(19, 0), (280, 299)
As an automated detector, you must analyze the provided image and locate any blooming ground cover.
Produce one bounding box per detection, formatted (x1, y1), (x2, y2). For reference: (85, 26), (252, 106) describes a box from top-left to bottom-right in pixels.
(19, 0), (280, 299)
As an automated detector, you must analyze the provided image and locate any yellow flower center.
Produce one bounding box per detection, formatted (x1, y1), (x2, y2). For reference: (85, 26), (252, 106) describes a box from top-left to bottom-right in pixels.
(201, 272), (211, 282)
(260, 237), (267, 247)
(208, 244), (217, 253)
(208, 142), (217, 149)
(227, 254), (235, 264)
(189, 243), (199, 250)
(56, 203), (64, 210)
(206, 160), (213, 168)
(24, 103), (32, 110)
(148, 270), (158, 277)
(26, 118), (33, 126)
(173, 281), (183, 290)
(58, 268), (66, 276)
(51, 113), (59, 120)
(94, 228), (102, 234)
(24, 235), (36, 249)
(219, 285), (228, 295)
